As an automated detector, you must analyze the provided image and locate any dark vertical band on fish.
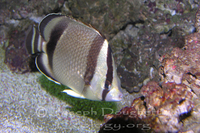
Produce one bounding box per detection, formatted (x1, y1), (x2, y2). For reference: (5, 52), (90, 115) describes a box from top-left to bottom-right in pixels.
(102, 46), (113, 101)
(25, 13), (123, 101)
(84, 35), (105, 85)
(39, 14), (63, 40)
(46, 18), (69, 69)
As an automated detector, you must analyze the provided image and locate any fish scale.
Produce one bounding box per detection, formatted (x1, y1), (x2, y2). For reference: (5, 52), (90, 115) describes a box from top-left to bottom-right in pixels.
(26, 13), (123, 101)
(53, 23), (96, 93)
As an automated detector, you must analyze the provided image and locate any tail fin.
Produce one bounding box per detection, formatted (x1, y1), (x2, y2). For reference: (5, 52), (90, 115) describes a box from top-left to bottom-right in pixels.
(26, 25), (45, 55)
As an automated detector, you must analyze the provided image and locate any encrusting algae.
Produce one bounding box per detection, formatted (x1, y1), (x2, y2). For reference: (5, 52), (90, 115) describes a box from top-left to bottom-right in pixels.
(99, 5), (200, 133)
(39, 75), (118, 121)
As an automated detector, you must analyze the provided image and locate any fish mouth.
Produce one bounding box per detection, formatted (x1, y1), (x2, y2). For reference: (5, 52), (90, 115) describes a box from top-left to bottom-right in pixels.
(105, 91), (123, 101)
(113, 93), (123, 101)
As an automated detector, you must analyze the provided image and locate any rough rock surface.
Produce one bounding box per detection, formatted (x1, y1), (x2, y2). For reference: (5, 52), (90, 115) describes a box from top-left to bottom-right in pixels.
(0, 0), (200, 132)
(99, 5), (200, 133)
(100, 81), (198, 132)
(1, 0), (198, 92)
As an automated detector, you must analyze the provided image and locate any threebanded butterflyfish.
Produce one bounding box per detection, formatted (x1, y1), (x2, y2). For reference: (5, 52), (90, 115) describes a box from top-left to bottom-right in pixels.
(26, 13), (123, 101)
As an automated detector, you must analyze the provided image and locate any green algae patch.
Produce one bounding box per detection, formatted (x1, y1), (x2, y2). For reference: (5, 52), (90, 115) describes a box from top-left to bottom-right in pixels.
(38, 75), (118, 120)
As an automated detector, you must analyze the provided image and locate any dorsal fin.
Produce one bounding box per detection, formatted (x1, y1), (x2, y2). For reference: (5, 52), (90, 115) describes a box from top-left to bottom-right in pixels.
(39, 13), (64, 42)
(26, 25), (45, 54)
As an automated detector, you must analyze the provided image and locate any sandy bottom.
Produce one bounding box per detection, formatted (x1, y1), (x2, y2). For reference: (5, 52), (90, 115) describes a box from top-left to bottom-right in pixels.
(0, 48), (102, 132)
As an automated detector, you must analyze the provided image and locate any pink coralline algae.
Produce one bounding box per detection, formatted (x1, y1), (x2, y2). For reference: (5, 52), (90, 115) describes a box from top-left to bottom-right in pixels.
(100, 81), (196, 133)
(159, 29), (200, 96)
(100, 6), (200, 133)
(141, 82), (196, 132)
(158, 6), (200, 97)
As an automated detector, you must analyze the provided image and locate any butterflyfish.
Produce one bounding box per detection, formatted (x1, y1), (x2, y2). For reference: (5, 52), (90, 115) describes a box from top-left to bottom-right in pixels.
(26, 13), (123, 101)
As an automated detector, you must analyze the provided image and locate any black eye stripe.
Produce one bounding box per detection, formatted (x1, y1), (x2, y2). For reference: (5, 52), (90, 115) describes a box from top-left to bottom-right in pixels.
(105, 83), (109, 90)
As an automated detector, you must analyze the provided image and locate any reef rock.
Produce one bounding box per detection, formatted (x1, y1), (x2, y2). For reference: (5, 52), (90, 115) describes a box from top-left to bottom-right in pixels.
(159, 7), (200, 96)
(99, 81), (196, 133)
(100, 6), (200, 133)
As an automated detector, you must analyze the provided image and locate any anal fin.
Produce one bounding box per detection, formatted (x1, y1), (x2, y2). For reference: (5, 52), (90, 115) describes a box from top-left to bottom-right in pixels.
(36, 53), (60, 84)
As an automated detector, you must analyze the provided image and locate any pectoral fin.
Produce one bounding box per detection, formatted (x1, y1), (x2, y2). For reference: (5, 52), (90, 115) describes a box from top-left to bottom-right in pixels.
(62, 89), (86, 99)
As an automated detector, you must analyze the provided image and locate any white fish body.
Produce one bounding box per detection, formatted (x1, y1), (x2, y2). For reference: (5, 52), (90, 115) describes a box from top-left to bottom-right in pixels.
(26, 13), (123, 101)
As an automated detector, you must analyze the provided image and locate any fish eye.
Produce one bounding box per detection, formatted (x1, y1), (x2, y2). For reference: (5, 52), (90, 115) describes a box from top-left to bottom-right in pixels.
(108, 84), (112, 90)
